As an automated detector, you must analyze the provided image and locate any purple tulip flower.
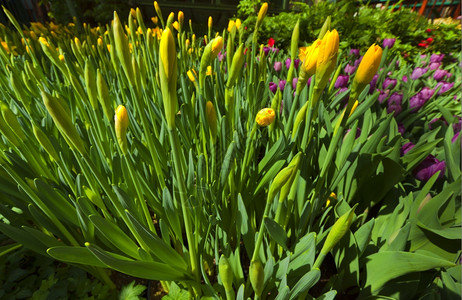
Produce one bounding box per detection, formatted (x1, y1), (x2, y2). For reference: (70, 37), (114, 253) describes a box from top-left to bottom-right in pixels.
(436, 81), (454, 95)
(378, 89), (390, 103)
(368, 74), (379, 94)
(382, 38), (396, 48)
(274, 61), (282, 72)
(420, 87), (435, 101)
(350, 49), (360, 56)
(344, 64), (357, 75)
(383, 78), (397, 90)
(398, 123), (405, 135)
(354, 57), (362, 67)
(430, 53), (445, 63)
(292, 77), (298, 90)
(335, 75), (349, 89)
(279, 80), (286, 91)
(401, 142), (415, 156)
(402, 75), (408, 83)
(285, 58), (291, 69)
(269, 82), (277, 94)
(433, 69), (448, 81)
(387, 92), (403, 115)
(413, 155), (446, 181)
(452, 132), (460, 143)
(429, 62), (441, 70)
(411, 67), (428, 80)
(294, 59), (300, 70)
(263, 47), (270, 57)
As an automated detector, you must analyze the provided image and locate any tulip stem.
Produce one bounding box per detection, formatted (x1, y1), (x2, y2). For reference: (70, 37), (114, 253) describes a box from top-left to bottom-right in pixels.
(251, 193), (273, 263)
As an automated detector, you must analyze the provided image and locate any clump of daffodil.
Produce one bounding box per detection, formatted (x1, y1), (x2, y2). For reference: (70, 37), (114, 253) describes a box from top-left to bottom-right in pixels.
(255, 108), (275, 127)
(115, 105), (129, 155)
(351, 44), (383, 100)
(159, 27), (178, 130)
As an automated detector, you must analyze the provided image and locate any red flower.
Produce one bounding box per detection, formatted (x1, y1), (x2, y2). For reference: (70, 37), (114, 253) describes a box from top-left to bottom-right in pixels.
(426, 37), (433, 43)
(426, 28), (432, 33)
(268, 37), (275, 47)
(244, 48), (248, 55)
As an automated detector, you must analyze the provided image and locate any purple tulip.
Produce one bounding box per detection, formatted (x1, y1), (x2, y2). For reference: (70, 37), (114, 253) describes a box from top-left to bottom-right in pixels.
(292, 77), (298, 90)
(354, 57), (362, 67)
(285, 58), (291, 69)
(433, 69), (448, 81)
(274, 61), (282, 72)
(269, 82), (277, 94)
(402, 75), (408, 83)
(334, 75), (349, 89)
(350, 49), (360, 56)
(413, 155), (445, 181)
(409, 95), (424, 111)
(429, 62), (441, 70)
(411, 67), (428, 80)
(420, 87), (435, 101)
(452, 132), (460, 143)
(453, 117), (461, 133)
(368, 74), (379, 94)
(344, 127), (361, 140)
(344, 64), (357, 75)
(387, 92), (403, 115)
(378, 89), (390, 103)
(263, 46), (270, 57)
(401, 142), (415, 156)
(307, 77), (312, 86)
(336, 87), (349, 95)
(436, 81), (454, 95)
(218, 51), (225, 62)
(398, 123), (405, 135)
(382, 38), (396, 48)
(278, 80), (286, 91)
(382, 78), (397, 90)
(429, 117), (448, 130)
(294, 59), (300, 70)
(430, 53), (445, 63)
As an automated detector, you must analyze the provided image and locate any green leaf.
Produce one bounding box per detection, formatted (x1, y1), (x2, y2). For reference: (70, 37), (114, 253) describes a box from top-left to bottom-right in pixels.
(47, 246), (107, 268)
(354, 218), (374, 257)
(86, 244), (190, 281)
(236, 194), (248, 235)
(316, 290), (337, 300)
(254, 160), (285, 195)
(289, 268), (321, 300)
(162, 187), (183, 243)
(381, 222), (411, 252)
(220, 141), (235, 187)
(264, 217), (288, 250)
(118, 281), (147, 300)
(365, 251), (456, 293)
(125, 210), (188, 271)
(89, 215), (140, 259)
(275, 286), (290, 300)
(162, 282), (190, 300)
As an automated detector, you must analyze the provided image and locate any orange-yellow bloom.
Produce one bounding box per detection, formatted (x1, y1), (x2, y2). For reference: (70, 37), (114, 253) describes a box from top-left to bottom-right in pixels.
(256, 108), (275, 127)
(352, 44), (382, 96)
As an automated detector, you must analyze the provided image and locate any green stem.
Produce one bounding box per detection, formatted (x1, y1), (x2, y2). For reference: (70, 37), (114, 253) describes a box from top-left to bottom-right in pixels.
(251, 196), (273, 262)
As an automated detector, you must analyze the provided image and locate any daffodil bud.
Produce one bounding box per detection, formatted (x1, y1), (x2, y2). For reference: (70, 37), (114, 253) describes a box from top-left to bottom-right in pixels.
(250, 260), (264, 298)
(256, 2), (268, 28)
(208, 16), (213, 31)
(268, 164), (295, 202)
(205, 101), (217, 143)
(290, 20), (300, 60)
(32, 123), (59, 161)
(159, 27), (178, 129)
(296, 39), (322, 94)
(115, 105), (129, 155)
(41, 90), (87, 155)
(85, 61), (98, 109)
(255, 108), (275, 127)
(317, 16), (331, 40)
(227, 44), (245, 87)
(97, 69), (112, 122)
(235, 19), (242, 30)
(228, 20), (235, 33)
(166, 12), (174, 28)
(153, 1), (163, 25)
(320, 204), (357, 256)
(218, 255), (234, 293)
(314, 29), (339, 93)
(113, 11), (135, 87)
(351, 44), (382, 98)
(292, 101), (308, 139)
(178, 11), (184, 31)
(1, 103), (25, 142)
(136, 7), (146, 31)
(279, 152), (302, 202)
(211, 36), (223, 59)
